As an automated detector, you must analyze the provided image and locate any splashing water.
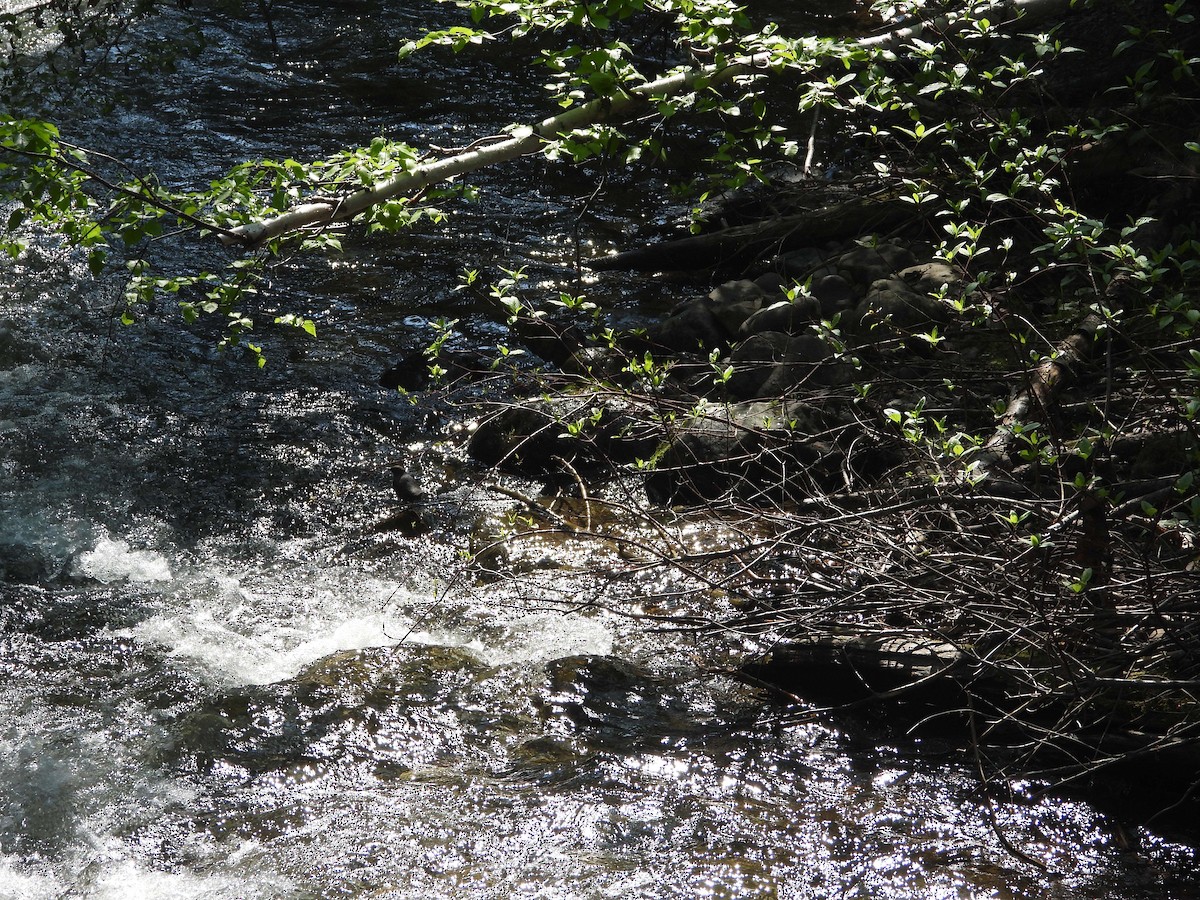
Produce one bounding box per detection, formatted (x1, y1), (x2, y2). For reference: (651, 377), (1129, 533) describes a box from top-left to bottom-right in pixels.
(2, 3), (1199, 898)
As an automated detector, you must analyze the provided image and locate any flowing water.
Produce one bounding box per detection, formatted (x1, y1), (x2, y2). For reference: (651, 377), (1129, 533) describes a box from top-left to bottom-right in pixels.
(2, 3), (1200, 898)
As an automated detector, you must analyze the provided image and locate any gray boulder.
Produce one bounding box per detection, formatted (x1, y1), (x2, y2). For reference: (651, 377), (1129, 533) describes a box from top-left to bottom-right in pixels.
(753, 272), (789, 297)
(647, 300), (727, 354)
(898, 261), (961, 297)
(739, 295), (822, 337)
(857, 277), (952, 331)
(774, 247), (825, 280)
(708, 279), (765, 305)
(811, 273), (856, 316)
(644, 398), (842, 504)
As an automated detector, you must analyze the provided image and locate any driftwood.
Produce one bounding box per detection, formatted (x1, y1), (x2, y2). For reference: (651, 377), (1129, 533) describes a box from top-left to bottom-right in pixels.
(587, 196), (912, 272)
(969, 278), (1146, 484)
(974, 309), (1105, 475)
(754, 629), (965, 689)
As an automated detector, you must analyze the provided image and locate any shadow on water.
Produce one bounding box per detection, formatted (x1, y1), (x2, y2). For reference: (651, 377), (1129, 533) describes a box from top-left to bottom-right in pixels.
(3, 1), (1200, 898)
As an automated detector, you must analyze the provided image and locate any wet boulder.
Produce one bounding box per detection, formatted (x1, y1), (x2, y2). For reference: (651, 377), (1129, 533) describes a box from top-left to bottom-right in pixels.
(562, 345), (631, 381)
(708, 279), (765, 306)
(707, 279), (768, 336)
(646, 279), (784, 354)
(724, 332), (851, 401)
(773, 246), (825, 280)
(170, 645), (492, 778)
(856, 277), (952, 332)
(834, 244), (896, 291)
(811, 273), (856, 316)
(755, 335), (854, 396)
(468, 395), (662, 477)
(645, 299), (727, 354)
(0, 539), (59, 583)
(724, 331), (791, 400)
(380, 348), (487, 392)
(873, 239), (920, 273)
(835, 239), (918, 285)
(644, 398), (842, 505)
(753, 271), (789, 297)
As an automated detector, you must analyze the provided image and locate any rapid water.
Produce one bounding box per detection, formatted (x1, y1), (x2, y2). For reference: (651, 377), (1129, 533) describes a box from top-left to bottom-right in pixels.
(3, 2), (1200, 898)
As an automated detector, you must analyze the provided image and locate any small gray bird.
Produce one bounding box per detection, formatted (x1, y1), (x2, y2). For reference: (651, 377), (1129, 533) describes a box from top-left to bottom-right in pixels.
(391, 467), (426, 505)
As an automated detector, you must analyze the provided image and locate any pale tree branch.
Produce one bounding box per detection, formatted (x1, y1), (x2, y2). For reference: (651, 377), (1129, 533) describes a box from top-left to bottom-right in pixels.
(220, 0), (1071, 250)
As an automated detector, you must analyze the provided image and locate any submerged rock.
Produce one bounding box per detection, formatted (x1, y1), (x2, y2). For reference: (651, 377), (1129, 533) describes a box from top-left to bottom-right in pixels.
(0, 539), (59, 583)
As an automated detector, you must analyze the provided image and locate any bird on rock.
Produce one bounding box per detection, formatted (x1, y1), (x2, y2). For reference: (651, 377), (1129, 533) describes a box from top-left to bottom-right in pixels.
(391, 467), (426, 505)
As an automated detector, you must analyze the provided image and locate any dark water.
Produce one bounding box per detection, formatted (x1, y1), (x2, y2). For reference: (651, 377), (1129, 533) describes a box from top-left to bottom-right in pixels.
(2, 2), (1200, 897)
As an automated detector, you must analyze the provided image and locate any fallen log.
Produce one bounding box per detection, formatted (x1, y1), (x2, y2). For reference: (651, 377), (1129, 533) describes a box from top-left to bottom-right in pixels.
(971, 273), (1147, 479)
(220, 0), (1073, 250)
(221, 58), (769, 249)
(744, 628), (967, 701)
(973, 308), (1106, 475)
(586, 195), (912, 272)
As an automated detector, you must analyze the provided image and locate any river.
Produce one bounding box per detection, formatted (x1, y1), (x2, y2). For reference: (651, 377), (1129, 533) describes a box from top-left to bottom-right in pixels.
(2, 2), (1199, 897)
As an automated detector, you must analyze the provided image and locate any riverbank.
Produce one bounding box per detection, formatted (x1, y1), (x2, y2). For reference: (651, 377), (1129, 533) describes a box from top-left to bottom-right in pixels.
(445, 220), (1199, 784)
(406, 0), (1200, 820)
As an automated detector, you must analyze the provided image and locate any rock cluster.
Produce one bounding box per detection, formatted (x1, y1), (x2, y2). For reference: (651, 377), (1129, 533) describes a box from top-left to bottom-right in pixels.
(466, 236), (964, 504)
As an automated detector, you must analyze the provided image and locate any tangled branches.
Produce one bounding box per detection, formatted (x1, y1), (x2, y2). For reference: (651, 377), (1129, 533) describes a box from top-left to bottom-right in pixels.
(442, 273), (1200, 794)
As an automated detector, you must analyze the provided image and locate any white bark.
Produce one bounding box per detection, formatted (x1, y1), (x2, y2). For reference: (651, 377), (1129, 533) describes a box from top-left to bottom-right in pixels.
(855, 0), (1069, 51)
(221, 59), (766, 248)
(221, 0), (1070, 249)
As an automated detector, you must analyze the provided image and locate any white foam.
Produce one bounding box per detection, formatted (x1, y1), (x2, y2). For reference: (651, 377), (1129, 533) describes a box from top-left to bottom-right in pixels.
(125, 574), (418, 686)
(87, 857), (275, 900)
(0, 860), (59, 900)
(75, 539), (172, 584)
(471, 613), (613, 667)
(124, 568), (613, 688)
(133, 608), (404, 686)
(0, 855), (283, 900)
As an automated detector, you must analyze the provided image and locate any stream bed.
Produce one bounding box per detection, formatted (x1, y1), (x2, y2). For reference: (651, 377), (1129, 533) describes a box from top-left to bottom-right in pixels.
(3, 2), (1200, 897)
